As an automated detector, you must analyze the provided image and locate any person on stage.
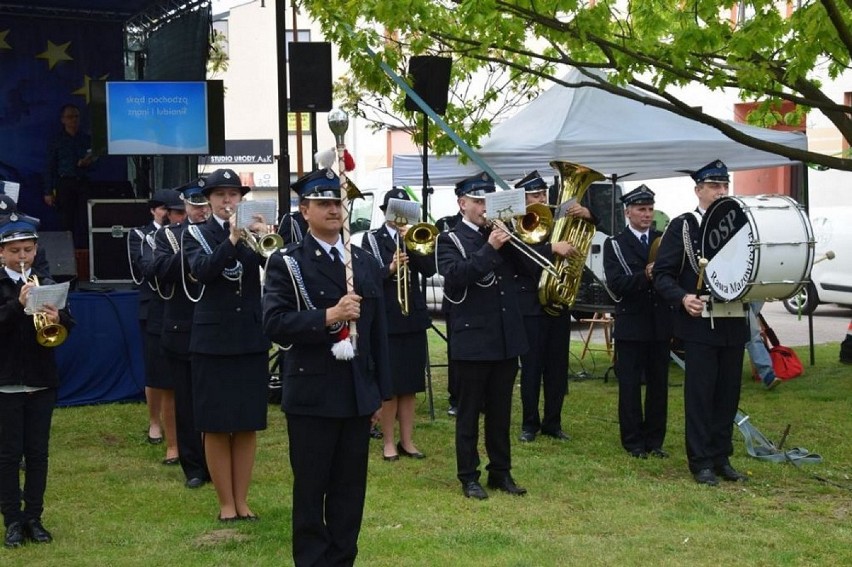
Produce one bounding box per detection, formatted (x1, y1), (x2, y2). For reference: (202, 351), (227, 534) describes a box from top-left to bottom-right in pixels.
(263, 168), (391, 565)
(603, 185), (672, 459)
(653, 160), (750, 486)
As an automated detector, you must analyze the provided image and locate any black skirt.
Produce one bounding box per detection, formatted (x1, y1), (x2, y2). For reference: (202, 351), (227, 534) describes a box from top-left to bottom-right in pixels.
(144, 333), (172, 389)
(388, 331), (427, 396)
(190, 352), (269, 433)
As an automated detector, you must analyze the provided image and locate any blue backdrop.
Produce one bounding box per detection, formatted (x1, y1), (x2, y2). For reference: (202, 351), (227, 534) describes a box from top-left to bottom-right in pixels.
(0, 14), (127, 228)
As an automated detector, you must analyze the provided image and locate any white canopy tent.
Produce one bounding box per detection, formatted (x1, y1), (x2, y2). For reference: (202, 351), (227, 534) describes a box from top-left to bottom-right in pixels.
(392, 68), (809, 186)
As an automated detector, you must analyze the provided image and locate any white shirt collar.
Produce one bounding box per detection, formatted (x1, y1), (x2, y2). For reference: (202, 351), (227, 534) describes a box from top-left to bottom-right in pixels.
(311, 234), (345, 260)
(628, 226), (649, 241)
(461, 218), (481, 232)
(4, 266), (28, 282)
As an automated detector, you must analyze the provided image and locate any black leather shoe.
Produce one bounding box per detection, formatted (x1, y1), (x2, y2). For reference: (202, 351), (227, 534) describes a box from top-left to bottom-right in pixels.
(162, 457), (180, 466)
(461, 481), (488, 500)
(397, 442), (425, 459)
(4, 521), (25, 548)
(693, 468), (720, 486)
(369, 425), (383, 439)
(715, 464), (749, 482)
(628, 449), (648, 459)
(519, 430), (536, 442)
(185, 477), (206, 489)
(447, 406), (458, 417)
(487, 476), (528, 496)
(25, 519), (52, 544)
(147, 435), (163, 445)
(542, 430), (570, 441)
(648, 448), (669, 459)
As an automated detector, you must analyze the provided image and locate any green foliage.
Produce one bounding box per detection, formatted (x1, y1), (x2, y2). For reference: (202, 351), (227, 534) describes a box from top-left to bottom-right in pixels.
(302, 0), (851, 171)
(5, 340), (852, 566)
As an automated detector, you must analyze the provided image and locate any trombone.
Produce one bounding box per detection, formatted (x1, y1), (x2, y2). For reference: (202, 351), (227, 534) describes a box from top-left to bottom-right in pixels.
(20, 262), (68, 348)
(485, 204), (561, 279)
(395, 233), (410, 316)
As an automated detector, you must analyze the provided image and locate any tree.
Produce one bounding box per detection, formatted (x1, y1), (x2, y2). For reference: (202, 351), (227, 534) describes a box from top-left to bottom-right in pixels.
(302, 0), (852, 171)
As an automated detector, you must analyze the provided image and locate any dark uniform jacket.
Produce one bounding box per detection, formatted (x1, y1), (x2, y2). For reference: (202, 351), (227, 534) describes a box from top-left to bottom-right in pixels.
(604, 228), (672, 341)
(128, 221), (157, 320)
(365, 224), (435, 334)
(262, 236), (392, 418)
(152, 222), (204, 358)
(139, 226), (165, 336)
(437, 222), (529, 361)
(182, 216), (270, 356)
(653, 212), (749, 345)
(0, 269), (74, 388)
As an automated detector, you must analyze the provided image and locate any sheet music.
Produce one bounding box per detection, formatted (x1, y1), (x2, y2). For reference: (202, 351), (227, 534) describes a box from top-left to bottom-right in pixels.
(235, 200), (278, 229)
(0, 181), (20, 203)
(386, 198), (421, 225)
(25, 281), (70, 314)
(485, 188), (526, 221)
(554, 198), (577, 221)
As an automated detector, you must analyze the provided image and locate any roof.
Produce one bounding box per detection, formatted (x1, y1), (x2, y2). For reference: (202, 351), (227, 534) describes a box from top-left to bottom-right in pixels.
(0, 1), (203, 24)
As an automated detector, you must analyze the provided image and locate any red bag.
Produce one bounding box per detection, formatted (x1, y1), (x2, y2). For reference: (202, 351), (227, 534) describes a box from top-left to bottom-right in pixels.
(769, 345), (803, 380)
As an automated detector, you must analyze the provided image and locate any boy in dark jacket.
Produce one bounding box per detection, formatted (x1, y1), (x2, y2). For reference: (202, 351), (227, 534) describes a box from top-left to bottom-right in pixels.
(0, 217), (74, 548)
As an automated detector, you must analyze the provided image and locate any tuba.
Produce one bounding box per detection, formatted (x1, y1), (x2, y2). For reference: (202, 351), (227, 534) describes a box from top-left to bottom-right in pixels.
(538, 161), (605, 314)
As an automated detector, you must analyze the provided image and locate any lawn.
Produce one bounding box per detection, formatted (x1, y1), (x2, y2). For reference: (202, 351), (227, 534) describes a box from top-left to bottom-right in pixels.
(4, 330), (851, 566)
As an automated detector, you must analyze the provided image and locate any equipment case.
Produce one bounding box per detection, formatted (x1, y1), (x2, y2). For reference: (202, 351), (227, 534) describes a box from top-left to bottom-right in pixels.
(87, 199), (150, 284)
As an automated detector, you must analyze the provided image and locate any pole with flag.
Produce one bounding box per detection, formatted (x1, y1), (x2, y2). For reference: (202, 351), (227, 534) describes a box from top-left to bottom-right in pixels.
(328, 109), (357, 359)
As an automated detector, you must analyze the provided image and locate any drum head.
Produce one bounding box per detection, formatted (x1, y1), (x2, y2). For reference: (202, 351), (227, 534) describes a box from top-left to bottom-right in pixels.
(701, 197), (753, 301)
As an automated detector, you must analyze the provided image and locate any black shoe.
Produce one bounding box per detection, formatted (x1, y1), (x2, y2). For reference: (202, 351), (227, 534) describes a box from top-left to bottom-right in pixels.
(397, 442), (425, 459)
(542, 430), (570, 441)
(628, 449), (648, 459)
(693, 468), (720, 486)
(369, 425), (383, 440)
(25, 519), (52, 544)
(4, 522), (25, 548)
(715, 464), (749, 482)
(147, 435), (163, 445)
(162, 457), (180, 466)
(217, 515), (239, 523)
(487, 475), (528, 496)
(382, 453), (399, 462)
(185, 477), (206, 489)
(447, 406), (458, 417)
(648, 448), (669, 459)
(519, 430), (536, 443)
(461, 481), (488, 500)
(238, 514), (260, 522)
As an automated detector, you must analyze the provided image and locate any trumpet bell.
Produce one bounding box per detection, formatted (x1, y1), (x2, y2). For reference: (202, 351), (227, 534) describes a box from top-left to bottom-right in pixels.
(404, 223), (439, 256)
(34, 313), (68, 347)
(515, 203), (553, 244)
(258, 232), (285, 255)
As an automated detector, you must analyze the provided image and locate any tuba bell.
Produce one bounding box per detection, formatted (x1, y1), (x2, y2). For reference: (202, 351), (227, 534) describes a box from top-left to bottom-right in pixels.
(538, 161), (605, 314)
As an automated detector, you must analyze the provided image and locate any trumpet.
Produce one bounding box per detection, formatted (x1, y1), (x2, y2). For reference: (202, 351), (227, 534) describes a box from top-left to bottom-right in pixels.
(224, 207), (284, 258)
(19, 262), (68, 348)
(396, 235), (410, 316)
(394, 219), (439, 316)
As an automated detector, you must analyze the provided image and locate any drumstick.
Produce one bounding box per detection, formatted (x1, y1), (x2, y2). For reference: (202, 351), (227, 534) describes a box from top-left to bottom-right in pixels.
(696, 258), (709, 292)
(813, 250), (835, 265)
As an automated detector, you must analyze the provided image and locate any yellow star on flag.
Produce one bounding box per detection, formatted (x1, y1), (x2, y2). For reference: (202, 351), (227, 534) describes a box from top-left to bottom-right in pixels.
(73, 73), (110, 104)
(36, 40), (73, 70)
(0, 30), (11, 50)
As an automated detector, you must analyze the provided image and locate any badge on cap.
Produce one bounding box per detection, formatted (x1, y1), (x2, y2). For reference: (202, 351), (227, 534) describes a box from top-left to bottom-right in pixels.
(9, 213), (17, 221)
(325, 170), (334, 180)
(0, 201), (5, 210)
(223, 171), (232, 179)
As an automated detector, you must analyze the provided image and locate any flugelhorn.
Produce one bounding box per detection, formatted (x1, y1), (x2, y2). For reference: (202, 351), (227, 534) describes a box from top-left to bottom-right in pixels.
(225, 206), (284, 258)
(20, 262), (68, 348)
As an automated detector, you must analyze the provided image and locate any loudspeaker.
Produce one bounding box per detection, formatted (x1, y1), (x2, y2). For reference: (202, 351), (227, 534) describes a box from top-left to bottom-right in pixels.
(38, 231), (77, 280)
(288, 42), (333, 112)
(404, 56), (452, 115)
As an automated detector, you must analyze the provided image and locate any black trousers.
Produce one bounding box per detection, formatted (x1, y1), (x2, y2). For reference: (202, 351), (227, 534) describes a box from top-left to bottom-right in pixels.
(287, 413), (371, 567)
(0, 388), (56, 527)
(162, 353), (207, 481)
(614, 339), (670, 452)
(683, 341), (744, 473)
(519, 312), (570, 435)
(454, 358), (518, 484)
(55, 177), (89, 249)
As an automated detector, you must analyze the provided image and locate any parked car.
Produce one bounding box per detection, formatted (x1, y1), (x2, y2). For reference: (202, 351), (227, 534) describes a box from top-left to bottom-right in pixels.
(783, 206), (852, 314)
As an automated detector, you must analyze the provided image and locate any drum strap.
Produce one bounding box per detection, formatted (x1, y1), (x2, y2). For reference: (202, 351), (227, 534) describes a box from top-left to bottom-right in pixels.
(735, 410), (823, 465)
(683, 213), (702, 275)
(366, 231), (384, 268)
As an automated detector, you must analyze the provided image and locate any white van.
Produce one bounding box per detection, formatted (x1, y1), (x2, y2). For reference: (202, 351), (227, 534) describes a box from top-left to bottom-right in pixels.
(782, 206), (852, 314)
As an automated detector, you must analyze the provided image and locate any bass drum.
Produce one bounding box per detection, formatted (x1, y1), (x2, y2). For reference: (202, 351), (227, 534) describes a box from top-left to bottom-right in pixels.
(701, 195), (814, 302)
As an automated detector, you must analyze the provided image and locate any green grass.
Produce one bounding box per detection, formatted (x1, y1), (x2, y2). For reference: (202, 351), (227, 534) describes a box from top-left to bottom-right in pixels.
(4, 329), (852, 566)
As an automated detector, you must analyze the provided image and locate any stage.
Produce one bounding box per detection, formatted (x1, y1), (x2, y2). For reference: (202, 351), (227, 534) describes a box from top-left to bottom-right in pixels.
(56, 290), (145, 407)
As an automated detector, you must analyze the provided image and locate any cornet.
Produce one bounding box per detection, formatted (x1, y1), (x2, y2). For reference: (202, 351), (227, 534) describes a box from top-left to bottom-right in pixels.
(20, 262), (68, 348)
(224, 207), (284, 258)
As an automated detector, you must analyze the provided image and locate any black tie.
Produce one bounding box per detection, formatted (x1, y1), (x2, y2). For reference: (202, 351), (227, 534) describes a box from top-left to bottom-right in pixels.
(330, 247), (340, 262)
(330, 247), (345, 280)
(640, 233), (648, 249)
(223, 221), (230, 232)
